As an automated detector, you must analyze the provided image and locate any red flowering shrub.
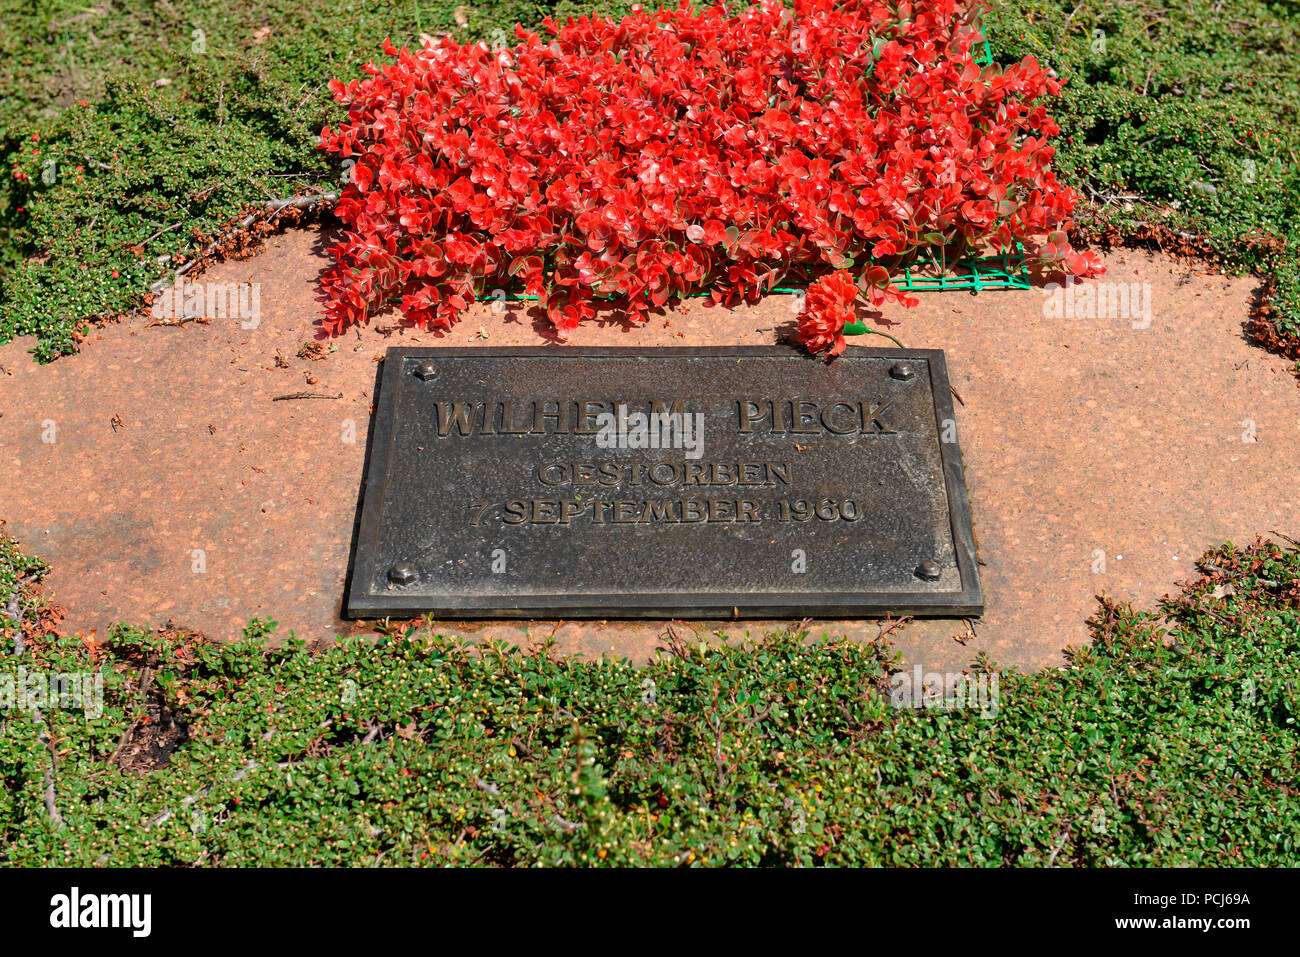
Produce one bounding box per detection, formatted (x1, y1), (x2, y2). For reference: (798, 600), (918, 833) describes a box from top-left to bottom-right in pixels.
(319, 0), (1102, 345)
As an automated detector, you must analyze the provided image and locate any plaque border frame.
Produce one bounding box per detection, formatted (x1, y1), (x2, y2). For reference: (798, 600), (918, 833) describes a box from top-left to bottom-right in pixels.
(346, 345), (983, 619)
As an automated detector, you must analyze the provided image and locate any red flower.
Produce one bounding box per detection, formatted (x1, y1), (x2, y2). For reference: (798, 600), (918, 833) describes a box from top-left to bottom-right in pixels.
(798, 272), (858, 358)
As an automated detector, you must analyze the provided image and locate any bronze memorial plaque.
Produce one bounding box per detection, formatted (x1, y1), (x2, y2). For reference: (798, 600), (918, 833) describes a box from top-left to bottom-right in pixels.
(347, 346), (981, 618)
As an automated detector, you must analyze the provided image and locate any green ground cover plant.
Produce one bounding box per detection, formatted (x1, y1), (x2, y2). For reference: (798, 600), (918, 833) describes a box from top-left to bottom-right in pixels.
(2, 526), (1296, 866)
(986, 0), (1300, 353)
(1, 1), (1298, 359)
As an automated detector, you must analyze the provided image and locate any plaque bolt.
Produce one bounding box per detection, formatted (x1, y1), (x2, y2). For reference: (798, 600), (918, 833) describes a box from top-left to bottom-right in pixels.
(413, 360), (438, 380)
(890, 362), (916, 381)
(387, 561), (419, 585)
(916, 560), (942, 581)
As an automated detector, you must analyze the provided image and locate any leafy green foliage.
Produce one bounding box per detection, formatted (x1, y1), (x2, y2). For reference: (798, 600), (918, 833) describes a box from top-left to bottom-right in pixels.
(986, 0), (1300, 344)
(3, 526), (1297, 866)
(0, 528), (43, 600)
